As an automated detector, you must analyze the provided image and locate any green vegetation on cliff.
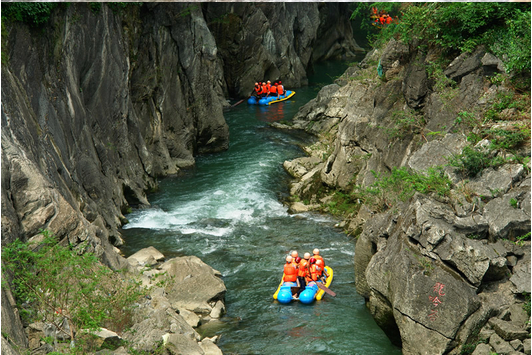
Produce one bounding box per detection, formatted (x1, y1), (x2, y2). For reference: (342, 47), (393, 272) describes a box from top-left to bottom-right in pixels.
(352, 2), (531, 77)
(2, 230), (146, 351)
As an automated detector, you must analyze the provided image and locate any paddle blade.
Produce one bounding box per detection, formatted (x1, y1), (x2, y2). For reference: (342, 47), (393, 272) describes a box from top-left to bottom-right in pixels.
(317, 282), (336, 297)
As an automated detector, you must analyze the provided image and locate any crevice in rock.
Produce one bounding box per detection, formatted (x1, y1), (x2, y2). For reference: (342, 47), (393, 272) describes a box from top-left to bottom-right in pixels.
(394, 307), (453, 340)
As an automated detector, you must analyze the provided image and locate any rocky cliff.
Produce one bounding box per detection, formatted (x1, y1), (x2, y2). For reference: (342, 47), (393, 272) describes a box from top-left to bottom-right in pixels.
(282, 40), (531, 354)
(203, 2), (363, 98)
(1, 3), (360, 354)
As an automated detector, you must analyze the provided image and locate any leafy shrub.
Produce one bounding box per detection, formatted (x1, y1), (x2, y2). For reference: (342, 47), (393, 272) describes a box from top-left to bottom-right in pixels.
(354, 166), (452, 211)
(448, 146), (505, 177)
(488, 128), (530, 150)
(325, 191), (359, 216)
(354, 3), (531, 77)
(2, 230), (146, 343)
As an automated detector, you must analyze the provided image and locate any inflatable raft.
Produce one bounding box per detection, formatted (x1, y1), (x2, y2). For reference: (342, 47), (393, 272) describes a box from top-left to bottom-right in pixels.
(248, 91), (295, 106)
(273, 266), (333, 304)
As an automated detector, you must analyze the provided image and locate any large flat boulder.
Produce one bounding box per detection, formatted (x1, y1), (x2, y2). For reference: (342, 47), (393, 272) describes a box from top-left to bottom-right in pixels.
(161, 256), (226, 315)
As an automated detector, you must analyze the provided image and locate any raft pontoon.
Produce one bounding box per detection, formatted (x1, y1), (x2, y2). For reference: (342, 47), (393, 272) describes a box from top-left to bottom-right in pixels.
(273, 266), (333, 304)
(248, 91), (295, 106)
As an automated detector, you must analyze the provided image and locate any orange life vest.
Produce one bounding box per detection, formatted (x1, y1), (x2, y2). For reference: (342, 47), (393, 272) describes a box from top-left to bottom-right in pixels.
(283, 263), (298, 282)
(261, 84), (267, 94)
(266, 83), (271, 93)
(313, 254), (324, 266)
(277, 85), (284, 95)
(254, 85), (261, 95)
(315, 265), (323, 277)
(298, 259), (308, 277)
(305, 264), (319, 282)
(291, 260), (299, 270)
(270, 85), (277, 94)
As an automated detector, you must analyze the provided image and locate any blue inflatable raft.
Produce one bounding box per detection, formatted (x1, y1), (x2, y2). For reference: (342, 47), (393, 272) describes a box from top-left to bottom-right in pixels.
(273, 266), (333, 304)
(248, 91), (295, 106)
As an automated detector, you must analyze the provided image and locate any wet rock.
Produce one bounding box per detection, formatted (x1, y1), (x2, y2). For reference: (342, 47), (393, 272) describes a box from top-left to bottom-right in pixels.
(203, 3), (361, 97)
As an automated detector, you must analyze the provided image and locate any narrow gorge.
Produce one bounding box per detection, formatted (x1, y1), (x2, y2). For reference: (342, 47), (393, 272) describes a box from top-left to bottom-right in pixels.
(2, 3), (530, 355)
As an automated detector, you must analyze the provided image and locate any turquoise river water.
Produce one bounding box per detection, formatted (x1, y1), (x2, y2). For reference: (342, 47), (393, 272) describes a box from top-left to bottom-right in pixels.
(121, 61), (402, 355)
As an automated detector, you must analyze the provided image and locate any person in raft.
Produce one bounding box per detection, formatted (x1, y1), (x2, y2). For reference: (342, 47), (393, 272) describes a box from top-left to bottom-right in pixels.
(270, 81), (278, 96)
(283, 255), (298, 284)
(305, 257), (320, 283)
(265, 81), (272, 96)
(276, 81), (285, 99)
(260, 82), (269, 97)
(312, 248), (325, 266)
(295, 253), (310, 298)
(315, 259), (329, 282)
(252, 82), (261, 98)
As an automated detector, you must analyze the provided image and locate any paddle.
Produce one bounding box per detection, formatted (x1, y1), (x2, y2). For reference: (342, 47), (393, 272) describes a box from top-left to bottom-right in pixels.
(229, 98), (245, 108)
(317, 282), (336, 297)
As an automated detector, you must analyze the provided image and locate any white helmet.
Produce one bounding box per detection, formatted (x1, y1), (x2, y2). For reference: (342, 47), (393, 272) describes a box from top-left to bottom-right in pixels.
(291, 250), (298, 258)
(313, 248), (320, 255)
(303, 252), (311, 260)
(285, 255), (293, 263)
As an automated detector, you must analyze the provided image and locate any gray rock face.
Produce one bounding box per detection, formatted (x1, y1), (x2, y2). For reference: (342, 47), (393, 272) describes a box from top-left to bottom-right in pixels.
(1, 286), (28, 350)
(203, 3), (363, 98)
(403, 54), (429, 109)
(2, 3), (229, 264)
(282, 38), (530, 355)
(444, 47), (486, 82)
(124, 248), (225, 354)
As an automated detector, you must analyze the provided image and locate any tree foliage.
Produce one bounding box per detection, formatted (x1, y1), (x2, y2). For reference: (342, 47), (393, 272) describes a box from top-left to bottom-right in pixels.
(352, 2), (531, 76)
(2, 2), (59, 26)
